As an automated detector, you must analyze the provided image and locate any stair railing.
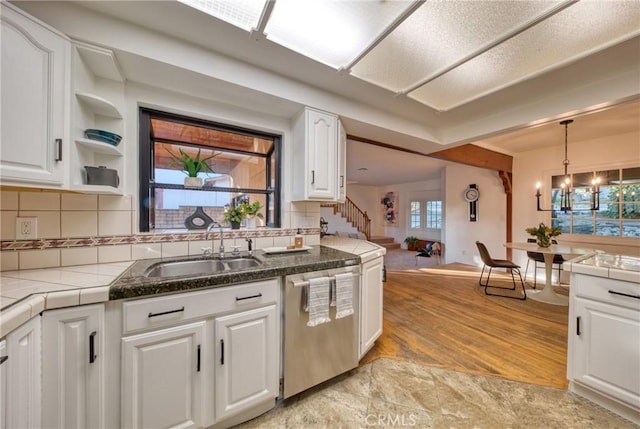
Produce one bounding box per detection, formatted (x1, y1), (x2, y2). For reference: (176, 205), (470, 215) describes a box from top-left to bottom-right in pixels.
(322, 197), (371, 240)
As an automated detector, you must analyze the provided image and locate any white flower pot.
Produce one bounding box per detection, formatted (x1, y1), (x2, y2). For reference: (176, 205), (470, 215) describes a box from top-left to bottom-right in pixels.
(184, 177), (203, 188)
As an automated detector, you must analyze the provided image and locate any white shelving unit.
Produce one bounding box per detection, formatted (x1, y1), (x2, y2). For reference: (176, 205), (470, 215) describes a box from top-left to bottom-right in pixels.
(70, 41), (126, 195)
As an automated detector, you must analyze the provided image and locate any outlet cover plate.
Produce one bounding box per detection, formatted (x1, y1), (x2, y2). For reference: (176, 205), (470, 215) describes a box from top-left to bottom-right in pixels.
(16, 217), (37, 240)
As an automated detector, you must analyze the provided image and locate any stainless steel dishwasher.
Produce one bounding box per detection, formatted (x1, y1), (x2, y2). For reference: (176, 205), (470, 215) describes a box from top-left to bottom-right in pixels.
(283, 264), (360, 398)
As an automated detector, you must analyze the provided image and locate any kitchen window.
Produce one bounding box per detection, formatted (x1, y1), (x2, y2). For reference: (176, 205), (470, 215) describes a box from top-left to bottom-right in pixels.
(409, 199), (442, 230)
(139, 108), (281, 232)
(551, 167), (639, 237)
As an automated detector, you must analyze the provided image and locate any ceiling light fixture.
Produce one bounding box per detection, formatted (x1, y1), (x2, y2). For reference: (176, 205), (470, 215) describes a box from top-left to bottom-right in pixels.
(535, 119), (600, 212)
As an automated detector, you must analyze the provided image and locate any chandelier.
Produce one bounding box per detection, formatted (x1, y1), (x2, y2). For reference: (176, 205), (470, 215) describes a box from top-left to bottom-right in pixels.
(535, 119), (600, 212)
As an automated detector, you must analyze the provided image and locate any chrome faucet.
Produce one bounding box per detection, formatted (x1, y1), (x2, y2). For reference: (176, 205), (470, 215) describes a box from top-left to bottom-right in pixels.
(207, 221), (225, 257)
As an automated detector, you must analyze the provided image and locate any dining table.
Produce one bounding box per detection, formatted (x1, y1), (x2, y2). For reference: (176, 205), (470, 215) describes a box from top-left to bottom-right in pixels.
(504, 242), (597, 306)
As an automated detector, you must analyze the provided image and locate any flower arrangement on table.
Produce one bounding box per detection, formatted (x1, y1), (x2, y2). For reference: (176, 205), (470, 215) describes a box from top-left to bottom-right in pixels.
(526, 222), (561, 248)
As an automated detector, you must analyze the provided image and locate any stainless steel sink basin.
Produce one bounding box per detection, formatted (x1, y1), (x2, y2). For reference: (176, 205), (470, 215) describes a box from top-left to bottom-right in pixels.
(225, 258), (261, 270)
(144, 257), (262, 278)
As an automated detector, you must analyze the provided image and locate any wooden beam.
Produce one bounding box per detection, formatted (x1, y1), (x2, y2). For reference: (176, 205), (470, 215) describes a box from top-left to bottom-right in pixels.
(500, 171), (514, 260)
(429, 144), (513, 173)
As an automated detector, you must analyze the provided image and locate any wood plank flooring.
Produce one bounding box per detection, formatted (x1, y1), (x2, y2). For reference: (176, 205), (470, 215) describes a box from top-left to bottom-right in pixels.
(361, 264), (569, 389)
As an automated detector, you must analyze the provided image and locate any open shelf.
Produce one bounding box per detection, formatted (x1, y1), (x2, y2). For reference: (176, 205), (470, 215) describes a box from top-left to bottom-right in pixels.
(76, 92), (122, 118)
(70, 183), (123, 195)
(75, 138), (123, 156)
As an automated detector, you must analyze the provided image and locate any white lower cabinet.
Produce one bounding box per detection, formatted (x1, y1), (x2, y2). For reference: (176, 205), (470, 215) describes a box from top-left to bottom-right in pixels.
(120, 278), (280, 428)
(568, 272), (640, 424)
(1, 317), (42, 429)
(41, 304), (105, 429)
(215, 305), (278, 422)
(360, 256), (384, 359)
(121, 320), (209, 429)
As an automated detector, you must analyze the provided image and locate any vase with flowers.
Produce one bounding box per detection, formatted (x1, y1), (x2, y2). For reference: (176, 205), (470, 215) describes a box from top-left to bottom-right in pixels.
(526, 222), (561, 247)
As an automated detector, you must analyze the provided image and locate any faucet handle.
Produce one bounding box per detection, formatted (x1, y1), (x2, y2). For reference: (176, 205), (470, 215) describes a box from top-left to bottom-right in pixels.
(231, 245), (241, 256)
(201, 247), (212, 257)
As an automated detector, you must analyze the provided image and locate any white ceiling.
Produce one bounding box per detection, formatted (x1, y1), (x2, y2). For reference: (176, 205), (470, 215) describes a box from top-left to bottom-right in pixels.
(17, 0), (638, 186)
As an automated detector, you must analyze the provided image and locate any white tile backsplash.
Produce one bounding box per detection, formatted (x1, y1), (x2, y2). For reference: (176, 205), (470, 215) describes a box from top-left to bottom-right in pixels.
(98, 245), (131, 263)
(61, 211), (98, 237)
(61, 194), (97, 211)
(20, 192), (60, 211)
(98, 211), (132, 236)
(0, 252), (19, 271)
(1, 211), (17, 240)
(61, 247), (98, 266)
(19, 249), (60, 270)
(19, 211), (60, 239)
(131, 243), (162, 260)
(99, 195), (132, 211)
(161, 241), (189, 258)
(0, 191), (18, 210)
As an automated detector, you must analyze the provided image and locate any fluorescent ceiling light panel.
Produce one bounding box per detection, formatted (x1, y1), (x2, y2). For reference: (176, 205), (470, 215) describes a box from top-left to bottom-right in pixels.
(178, 0), (267, 31)
(265, 0), (414, 69)
(408, 1), (640, 111)
(351, 0), (561, 92)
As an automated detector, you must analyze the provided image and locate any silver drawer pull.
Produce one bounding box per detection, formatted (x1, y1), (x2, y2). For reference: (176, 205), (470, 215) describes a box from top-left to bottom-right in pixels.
(608, 290), (640, 300)
(236, 293), (262, 301)
(148, 307), (185, 318)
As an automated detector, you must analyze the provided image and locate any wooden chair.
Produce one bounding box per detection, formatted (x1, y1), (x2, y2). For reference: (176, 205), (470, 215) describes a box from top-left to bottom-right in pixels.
(475, 241), (526, 300)
(524, 238), (564, 288)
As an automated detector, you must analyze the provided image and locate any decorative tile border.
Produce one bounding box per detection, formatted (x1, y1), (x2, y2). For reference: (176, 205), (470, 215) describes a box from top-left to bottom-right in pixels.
(1, 228), (319, 251)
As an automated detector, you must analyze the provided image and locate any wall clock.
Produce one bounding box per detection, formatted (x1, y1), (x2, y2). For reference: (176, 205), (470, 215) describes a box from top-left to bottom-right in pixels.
(464, 184), (479, 222)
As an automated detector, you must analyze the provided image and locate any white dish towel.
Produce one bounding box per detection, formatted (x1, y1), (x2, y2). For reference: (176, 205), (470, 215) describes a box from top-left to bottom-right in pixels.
(307, 276), (331, 327)
(334, 272), (354, 319)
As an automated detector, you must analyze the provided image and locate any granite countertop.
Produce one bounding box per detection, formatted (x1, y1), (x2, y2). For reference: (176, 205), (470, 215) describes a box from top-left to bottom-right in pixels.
(111, 245), (360, 299)
(0, 245), (359, 337)
(566, 252), (640, 283)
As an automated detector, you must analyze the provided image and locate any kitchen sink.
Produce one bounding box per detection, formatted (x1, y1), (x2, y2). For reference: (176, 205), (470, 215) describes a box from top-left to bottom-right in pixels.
(144, 257), (262, 278)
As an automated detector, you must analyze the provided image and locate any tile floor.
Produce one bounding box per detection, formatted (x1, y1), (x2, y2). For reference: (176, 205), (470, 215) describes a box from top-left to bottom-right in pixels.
(237, 358), (638, 428)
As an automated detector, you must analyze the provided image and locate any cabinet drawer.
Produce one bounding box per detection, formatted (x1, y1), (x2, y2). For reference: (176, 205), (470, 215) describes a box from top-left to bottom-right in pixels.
(572, 273), (640, 309)
(122, 278), (279, 334)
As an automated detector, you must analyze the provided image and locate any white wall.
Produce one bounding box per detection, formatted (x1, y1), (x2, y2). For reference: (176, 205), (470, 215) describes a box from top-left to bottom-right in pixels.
(512, 129), (640, 265)
(444, 164), (507, 266)
(380, 178), (442, 245)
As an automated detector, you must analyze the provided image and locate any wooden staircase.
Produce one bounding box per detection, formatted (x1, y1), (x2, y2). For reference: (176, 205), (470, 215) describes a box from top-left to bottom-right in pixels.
(369, 236), (401, 250)
(321, 197), (371, 240)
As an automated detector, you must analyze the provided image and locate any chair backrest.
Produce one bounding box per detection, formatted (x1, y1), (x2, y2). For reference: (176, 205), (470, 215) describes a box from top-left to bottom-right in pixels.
(475, 241), (494, 266)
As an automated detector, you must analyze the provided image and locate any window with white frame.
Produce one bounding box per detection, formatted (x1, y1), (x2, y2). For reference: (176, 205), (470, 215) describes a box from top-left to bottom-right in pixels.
(551, 166), (639, 237)
(409, 199), (442, 230)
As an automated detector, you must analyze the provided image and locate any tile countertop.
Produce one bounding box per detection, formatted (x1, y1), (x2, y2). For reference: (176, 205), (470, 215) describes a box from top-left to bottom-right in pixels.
(566, 252), (640, 284)
(320, 236), (386, 263)
(0, 261), (134, 337)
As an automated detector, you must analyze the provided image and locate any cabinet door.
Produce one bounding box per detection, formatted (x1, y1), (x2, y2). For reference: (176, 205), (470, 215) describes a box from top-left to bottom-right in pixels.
(360, 257), (384, 359)
(337, 120), (347, 203)
(0, 3), (69, 186)
(306, 108), (338, 200)
(0, 340), (6, 429)
(215, 305), (278, 422)
(42, 304), (105, 429)
(4, 317), (42, 429)
(122, 321), (207, 429)
(572, 297), (640, 408)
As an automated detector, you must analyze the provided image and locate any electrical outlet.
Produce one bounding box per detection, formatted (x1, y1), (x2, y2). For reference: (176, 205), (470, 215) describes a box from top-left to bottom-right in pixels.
(16, 217), (37, 240)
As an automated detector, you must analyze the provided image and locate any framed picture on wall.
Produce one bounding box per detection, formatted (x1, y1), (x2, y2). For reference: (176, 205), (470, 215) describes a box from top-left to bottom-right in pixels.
(381, 191), (398, 226)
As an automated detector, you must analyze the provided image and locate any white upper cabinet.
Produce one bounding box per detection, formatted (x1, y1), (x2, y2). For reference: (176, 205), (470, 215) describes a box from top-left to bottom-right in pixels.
(338, 119), (347, 203)
(0, 3), (70, 187)
(292, 107), (341, 201)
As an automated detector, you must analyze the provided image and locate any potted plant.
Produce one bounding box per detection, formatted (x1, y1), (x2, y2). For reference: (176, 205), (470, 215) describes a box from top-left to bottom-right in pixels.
(525, 222), (561, 248)
(241, 201), (263, 228)
(404, 236), (419, 251)
(165, 147), (218, 188)
(222, 204), (246, 229)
